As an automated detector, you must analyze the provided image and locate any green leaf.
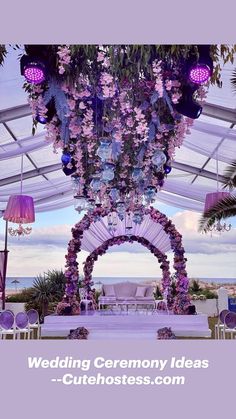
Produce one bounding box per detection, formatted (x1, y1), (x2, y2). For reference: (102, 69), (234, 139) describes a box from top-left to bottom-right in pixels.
(223, 159), (236, 189)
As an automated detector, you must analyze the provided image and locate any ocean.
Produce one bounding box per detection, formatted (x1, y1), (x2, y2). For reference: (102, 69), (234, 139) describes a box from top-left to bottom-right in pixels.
(5, 276), (236, 291)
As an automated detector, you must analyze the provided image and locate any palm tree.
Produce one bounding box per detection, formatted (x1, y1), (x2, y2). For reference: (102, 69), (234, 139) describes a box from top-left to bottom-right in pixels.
(199, 160), (236, 232)
(31, 275), (54, 320)
(231, 68), (236, 92)
(45, 269), (66, 301)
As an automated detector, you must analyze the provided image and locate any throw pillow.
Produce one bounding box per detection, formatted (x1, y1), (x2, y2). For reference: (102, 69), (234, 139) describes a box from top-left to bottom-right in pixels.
(135, 286), (146, 297)
(103, 284), (115, 296)
(145, 287), (154, 297)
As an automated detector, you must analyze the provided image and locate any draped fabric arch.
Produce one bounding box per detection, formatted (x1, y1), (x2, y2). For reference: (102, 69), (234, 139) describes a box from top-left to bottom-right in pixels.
(63, 206), (190, 314)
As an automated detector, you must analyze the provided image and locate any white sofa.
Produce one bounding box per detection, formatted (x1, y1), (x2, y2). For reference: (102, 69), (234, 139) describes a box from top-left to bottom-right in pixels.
(98, 282), (155, 310)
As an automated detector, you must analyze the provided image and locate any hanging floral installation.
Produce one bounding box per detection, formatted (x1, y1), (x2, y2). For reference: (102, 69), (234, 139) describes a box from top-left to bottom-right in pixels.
(61, 205), (190, 314)
(18, 44), (236, 212)
(1, 43), (234, 315)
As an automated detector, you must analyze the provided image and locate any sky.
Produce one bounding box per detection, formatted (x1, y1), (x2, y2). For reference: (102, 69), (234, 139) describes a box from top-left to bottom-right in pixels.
(0, 203), (235, 279)
(0, 47), (236, 280)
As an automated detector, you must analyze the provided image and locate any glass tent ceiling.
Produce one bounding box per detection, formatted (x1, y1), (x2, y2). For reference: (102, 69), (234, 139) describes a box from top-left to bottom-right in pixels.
(0, 48), (236, 214)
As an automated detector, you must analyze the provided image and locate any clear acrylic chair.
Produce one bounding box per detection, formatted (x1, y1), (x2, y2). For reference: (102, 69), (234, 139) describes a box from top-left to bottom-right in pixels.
(215, 309), (230, 339)
(15, 312), (33, 339)
(27, 309), (41, 339)
(0, 310), (15, 340)
(223, 311), (236, 339)
(79, 288), (91, 312)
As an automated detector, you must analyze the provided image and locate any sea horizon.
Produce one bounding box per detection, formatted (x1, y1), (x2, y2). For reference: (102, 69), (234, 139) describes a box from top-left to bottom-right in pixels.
(5, 276), (236, 291)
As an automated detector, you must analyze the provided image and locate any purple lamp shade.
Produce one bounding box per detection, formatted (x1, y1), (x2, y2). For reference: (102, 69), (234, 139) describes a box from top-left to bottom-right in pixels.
(0, 311), (14, 330)
(3, 195), (35, 224)
(189, 64), (211, 84)
(204, 192), (231, 213)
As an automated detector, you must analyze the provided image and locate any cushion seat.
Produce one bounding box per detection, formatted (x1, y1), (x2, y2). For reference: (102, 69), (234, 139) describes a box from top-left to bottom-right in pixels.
(135, 297), (155, 301)
(99, 296), (116, 301)
(117, 297), (136, 302)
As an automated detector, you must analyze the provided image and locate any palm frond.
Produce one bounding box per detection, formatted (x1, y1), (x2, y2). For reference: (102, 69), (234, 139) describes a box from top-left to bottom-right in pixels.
(223, 160), (236, 189)
(0, 45), (7, 66)
(231, 68), (236, 92)
(199, 194), (236, 232)
(32, 275), (53, 303)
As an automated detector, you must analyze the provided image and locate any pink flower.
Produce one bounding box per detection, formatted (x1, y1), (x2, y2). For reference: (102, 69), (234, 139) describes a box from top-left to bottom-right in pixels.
(57, 45), (71, 74)
(67, 99), (76, 110)
(97, 51), (105, 62)
(79, 101), (86, 110)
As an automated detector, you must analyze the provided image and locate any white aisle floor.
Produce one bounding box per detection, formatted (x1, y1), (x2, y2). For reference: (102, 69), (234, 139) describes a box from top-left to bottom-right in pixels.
(41, 310), (211, 339)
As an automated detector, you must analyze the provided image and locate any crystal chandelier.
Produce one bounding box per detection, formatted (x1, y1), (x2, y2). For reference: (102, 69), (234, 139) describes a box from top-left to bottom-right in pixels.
(208, 220), (231, 233)
(203, 151), (231, 235)
(8, 223), (32, 237)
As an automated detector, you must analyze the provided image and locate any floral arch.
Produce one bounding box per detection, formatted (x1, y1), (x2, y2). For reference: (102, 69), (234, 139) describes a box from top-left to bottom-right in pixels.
(83, 234), (172, 303)
(64, 206), (190, 314)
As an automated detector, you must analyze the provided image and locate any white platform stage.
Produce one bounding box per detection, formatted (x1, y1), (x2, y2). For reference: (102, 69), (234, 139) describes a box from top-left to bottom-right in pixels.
(41, 312), (211, 339)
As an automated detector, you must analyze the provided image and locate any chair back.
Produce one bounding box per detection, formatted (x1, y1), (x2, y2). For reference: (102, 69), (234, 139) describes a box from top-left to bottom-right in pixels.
(27, 309), (39, 325)
(15, 312), (28, 329)
(79, 288), (87, 299)
(4, 309), (14, 315)
(224, 311), (236, 329)
(219, 309), (230, 323)
(0, 311), (14, 330)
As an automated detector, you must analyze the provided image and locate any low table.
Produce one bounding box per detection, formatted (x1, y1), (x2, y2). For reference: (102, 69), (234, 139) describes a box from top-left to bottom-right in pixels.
(118, 300), (155, 312)
(98, 297), (117, 310)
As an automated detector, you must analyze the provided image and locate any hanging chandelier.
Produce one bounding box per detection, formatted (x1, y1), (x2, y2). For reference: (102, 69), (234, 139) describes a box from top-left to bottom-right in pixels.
(208, 219), (231, 233)
(8, 222), (33, 237)
(203, 150), (232, 235)
(204, 192), (232, 233)
(23, 45), (212, 212)
(3, 156), (35, 237)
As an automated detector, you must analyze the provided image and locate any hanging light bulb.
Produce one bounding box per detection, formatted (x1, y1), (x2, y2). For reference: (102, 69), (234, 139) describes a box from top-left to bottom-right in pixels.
(101, 162), (115, 182)
(144, 185), (157, 204)
(109, 188), (120, 203)
(132, 208), (144, 225)
(132, 167), (143, 182)
(87, 198), (96, 212)
(103, 195), (111, 209)
(112, 212), (118, 228)
(107, 213), (114, 232)
(71, 175), (81, 193)
(74, 195), (87, 213)
(116, 201), (126, 221)
(90, 173), (102, 192)
(151, 150), (167, 170)
(96, 138), (112, 161)
(125, 212), (133, 230)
